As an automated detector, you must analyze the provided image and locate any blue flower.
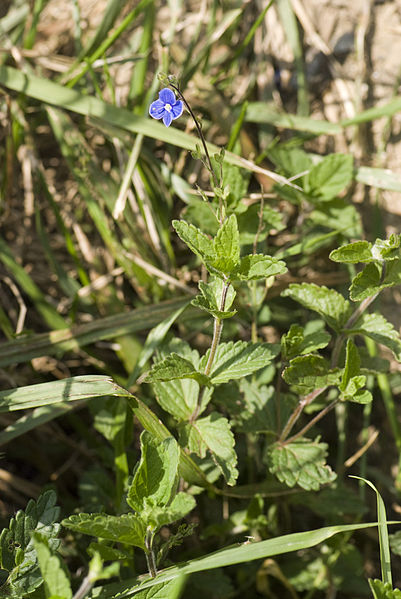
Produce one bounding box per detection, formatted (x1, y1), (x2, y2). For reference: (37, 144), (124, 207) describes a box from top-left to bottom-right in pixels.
(149, 88), (183, 127)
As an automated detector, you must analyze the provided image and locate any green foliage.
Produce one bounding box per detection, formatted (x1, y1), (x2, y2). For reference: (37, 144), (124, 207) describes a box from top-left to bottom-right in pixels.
(145, 353), (210, 386)
(3, 3), (401, 595)
(351, 313), (401, 362)
(33, 534), (72, 599)
(281, 283), (352, 332)
(369, 579), (401, 599)
(283, 355), (341, 392)
(281, 323), (331, 361)
(0, 491), (61, 598)
(305, 153), (354, 201)
(202, 341), (280, 384)
(339, 339), (372, 404)
(191, 278), (237, 319)
(62, 513), (147, 549)
(266, 438), (337, 491)
(180, 413), (238, 485)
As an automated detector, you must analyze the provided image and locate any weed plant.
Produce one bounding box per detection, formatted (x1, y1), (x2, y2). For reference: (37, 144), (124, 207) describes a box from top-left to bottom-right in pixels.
(0, 1), (401, 598)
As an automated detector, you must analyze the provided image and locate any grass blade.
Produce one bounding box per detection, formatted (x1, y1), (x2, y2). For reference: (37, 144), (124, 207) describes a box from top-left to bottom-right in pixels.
(351, 476), (392, 585)
(93, 521), (400, 598)
(0, 298), (191, 367)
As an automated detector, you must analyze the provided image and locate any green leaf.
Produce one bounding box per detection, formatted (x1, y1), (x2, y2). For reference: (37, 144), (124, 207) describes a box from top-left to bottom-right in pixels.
(350, 260), (401, 302)
(145, 353), (209, 386)
(210, 214), (240, 275)
(172, 220), (214, 264)
(330, 241), (374, 264)
(0, 490), (61, 597)
(282, 283), (351, 332)
(191, 278), (236, 320)
(33, 534), (72, 599)
(283, 355), (341, 392)
(151, 340), (206, 421)
(281, 324), (331, 361)
(266, 438), (337, 491)
(352, 313), (401, 362)
(221, 163), (250, 209)
(180, 413), (238, 485)
(305, 154), (353, 201)
(330, 235), (401, 264)
(61, 513), (146, 550)
(368, 579), (401, 599)
(203, 341), (280, 385)
(232, 254), (287, 281)
(127, 432), (179, 514)
(339, 340), (372, 404)
(141, 493), (196, 530)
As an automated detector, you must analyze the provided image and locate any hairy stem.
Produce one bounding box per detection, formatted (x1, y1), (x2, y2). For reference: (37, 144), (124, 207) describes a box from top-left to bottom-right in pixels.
(145, 528), (157, 578)
(191, 281), (230, 422)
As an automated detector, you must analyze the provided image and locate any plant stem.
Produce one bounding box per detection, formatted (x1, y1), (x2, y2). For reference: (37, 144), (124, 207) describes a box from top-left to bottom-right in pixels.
(169, 82), (218, 188)
(145, 528), (157, 578)
(284, 399), (339, 445)
(279, 387), (325, 442)
(204, 281), (229, 377)
(191, 281), (229, 422)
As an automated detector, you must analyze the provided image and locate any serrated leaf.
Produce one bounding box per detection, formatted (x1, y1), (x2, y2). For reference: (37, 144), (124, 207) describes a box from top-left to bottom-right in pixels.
(281, 324), (331, 361)
(337, 340), (372, 403)
(151, 339), (205, 421)
(306, 153), (353, 201)
(145, 353), (209, 386)
(0, 490), (61, 597)
(282, 283), (351, 332)
(180, 413), (238, 485)
(233, 254), (287, 281)
(210, 214), (240, 274)
(352, 313), (401, 362)
(330, 241), (374, 264)
(283, 355), (341, 392)
(331, 235), (401, 265)
(191, 278), (237, 319)
(369, 579), (401, 599)
(266, 438), (337, 491)
(350, 260), (401, 301)
(62, 513), (146, 549)
(172, 220), (214, 263)
(142, 493), (196, 529)
(33, 534), (72, 599)
(191, 295), (237, 319)
(203, 341), (280, 385)
(127, 432), (179, 514)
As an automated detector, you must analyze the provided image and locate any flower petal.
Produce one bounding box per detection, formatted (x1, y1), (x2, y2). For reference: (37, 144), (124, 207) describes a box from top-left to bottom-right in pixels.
(171, 100), (183, 119)
(159, 88), (176, 105)
(163, 111), (173, 127)
(149, 99), (165, 119)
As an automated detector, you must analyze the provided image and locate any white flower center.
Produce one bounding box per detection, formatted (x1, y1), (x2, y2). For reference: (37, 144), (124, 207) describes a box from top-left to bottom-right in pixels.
(164, 103), (172, 112)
